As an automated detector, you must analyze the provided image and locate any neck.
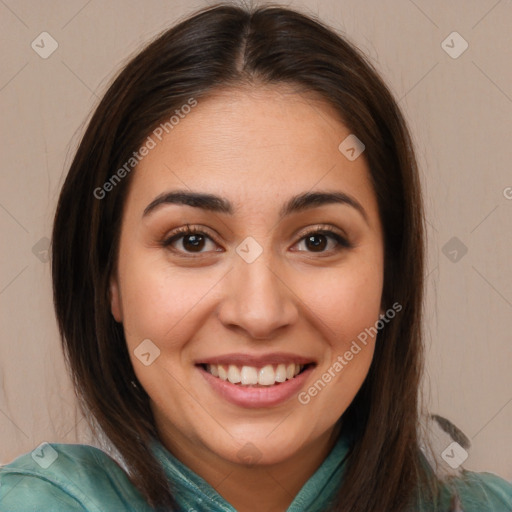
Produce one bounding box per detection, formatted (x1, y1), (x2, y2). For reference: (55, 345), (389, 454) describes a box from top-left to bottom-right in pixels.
(157, 421), (343, 512)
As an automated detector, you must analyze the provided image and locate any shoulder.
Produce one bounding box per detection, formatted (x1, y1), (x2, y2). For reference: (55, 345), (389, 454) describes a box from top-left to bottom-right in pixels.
(446, 469), (512, 512)
(0, 443), (152, 511)
(419, 414), (512, 511)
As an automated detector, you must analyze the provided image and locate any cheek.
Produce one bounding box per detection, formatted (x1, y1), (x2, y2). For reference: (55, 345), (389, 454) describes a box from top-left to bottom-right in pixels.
(301, 252), (384, 345)
(119, 240), (384, 351)
(117, 253), (219, 351)
(295, 262), (382, 418)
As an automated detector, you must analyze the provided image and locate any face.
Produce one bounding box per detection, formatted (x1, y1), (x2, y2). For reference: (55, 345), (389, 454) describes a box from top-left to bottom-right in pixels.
(110, 86), (385, 468)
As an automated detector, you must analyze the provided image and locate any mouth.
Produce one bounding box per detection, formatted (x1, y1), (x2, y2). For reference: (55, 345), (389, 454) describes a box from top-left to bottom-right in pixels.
(195, 358), (317, 408)
(197, 362), (315, 387)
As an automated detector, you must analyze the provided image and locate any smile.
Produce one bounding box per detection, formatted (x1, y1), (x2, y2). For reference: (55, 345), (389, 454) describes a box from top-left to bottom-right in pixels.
(202, 363), (310, 386)
(195, 355), (316, 408)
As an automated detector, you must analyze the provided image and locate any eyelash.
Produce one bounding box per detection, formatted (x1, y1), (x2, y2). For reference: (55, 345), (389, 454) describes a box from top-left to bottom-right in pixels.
(161, 224), (353, 257)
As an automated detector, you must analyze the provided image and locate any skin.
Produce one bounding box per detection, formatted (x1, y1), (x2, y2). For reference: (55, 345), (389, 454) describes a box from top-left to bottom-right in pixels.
(109, 85), (385, 512)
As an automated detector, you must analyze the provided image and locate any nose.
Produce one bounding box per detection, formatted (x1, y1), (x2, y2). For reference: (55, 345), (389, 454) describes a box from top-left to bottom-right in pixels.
(217, 250), (299, 340)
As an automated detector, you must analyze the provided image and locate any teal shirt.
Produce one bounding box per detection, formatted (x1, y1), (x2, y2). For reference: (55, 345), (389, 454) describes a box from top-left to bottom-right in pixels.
(1, 432), (511, 511)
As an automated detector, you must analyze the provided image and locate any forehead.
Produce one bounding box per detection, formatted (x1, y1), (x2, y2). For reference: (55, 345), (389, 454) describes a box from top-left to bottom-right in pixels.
(125, 85), (380, 225)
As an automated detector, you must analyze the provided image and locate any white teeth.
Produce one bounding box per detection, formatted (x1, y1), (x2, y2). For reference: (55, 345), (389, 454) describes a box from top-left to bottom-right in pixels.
(258, 365), (276, 385)
(218, 365), (228, 381)
(241, 366), (258, 385)
(205, 363), (306, 386)
(275, 364), (287, 382)
(227, 365), (241, 383)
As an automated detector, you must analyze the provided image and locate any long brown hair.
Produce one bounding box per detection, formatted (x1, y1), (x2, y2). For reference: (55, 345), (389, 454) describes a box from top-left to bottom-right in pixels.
(52, 3), (442, 510)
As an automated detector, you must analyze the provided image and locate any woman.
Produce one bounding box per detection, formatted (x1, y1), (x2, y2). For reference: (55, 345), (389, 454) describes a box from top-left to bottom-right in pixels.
(1, 3), (511, 511)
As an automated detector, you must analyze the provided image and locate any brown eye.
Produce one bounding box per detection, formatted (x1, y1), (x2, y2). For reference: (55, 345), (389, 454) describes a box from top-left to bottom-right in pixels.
(295, 229), (352, 253)
(162, 225), (352, 258)
(162, 225), (220, 256)
(181, 233), (206, 252)
(304, 233), (328, 252)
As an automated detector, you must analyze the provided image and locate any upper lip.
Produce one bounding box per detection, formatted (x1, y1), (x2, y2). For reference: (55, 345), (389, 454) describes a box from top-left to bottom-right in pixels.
(195, 352), (316, 367)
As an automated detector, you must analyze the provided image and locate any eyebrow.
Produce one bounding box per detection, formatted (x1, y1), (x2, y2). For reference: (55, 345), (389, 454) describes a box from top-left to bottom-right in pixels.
(143, 189), (369, 224)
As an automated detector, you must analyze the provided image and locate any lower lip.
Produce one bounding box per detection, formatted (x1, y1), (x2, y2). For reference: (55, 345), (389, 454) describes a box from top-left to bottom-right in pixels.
(197, 365), (315, 409)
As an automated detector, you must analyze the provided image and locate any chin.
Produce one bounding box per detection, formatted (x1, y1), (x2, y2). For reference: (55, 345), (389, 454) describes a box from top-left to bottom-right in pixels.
(206, 425), (313, 467)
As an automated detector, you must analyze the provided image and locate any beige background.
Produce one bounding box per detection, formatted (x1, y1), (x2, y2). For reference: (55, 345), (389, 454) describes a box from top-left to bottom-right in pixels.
(1, 0), (511, 481)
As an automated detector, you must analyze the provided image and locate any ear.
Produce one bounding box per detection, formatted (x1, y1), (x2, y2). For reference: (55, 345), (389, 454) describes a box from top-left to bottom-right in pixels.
(109, 273), (123, 323)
